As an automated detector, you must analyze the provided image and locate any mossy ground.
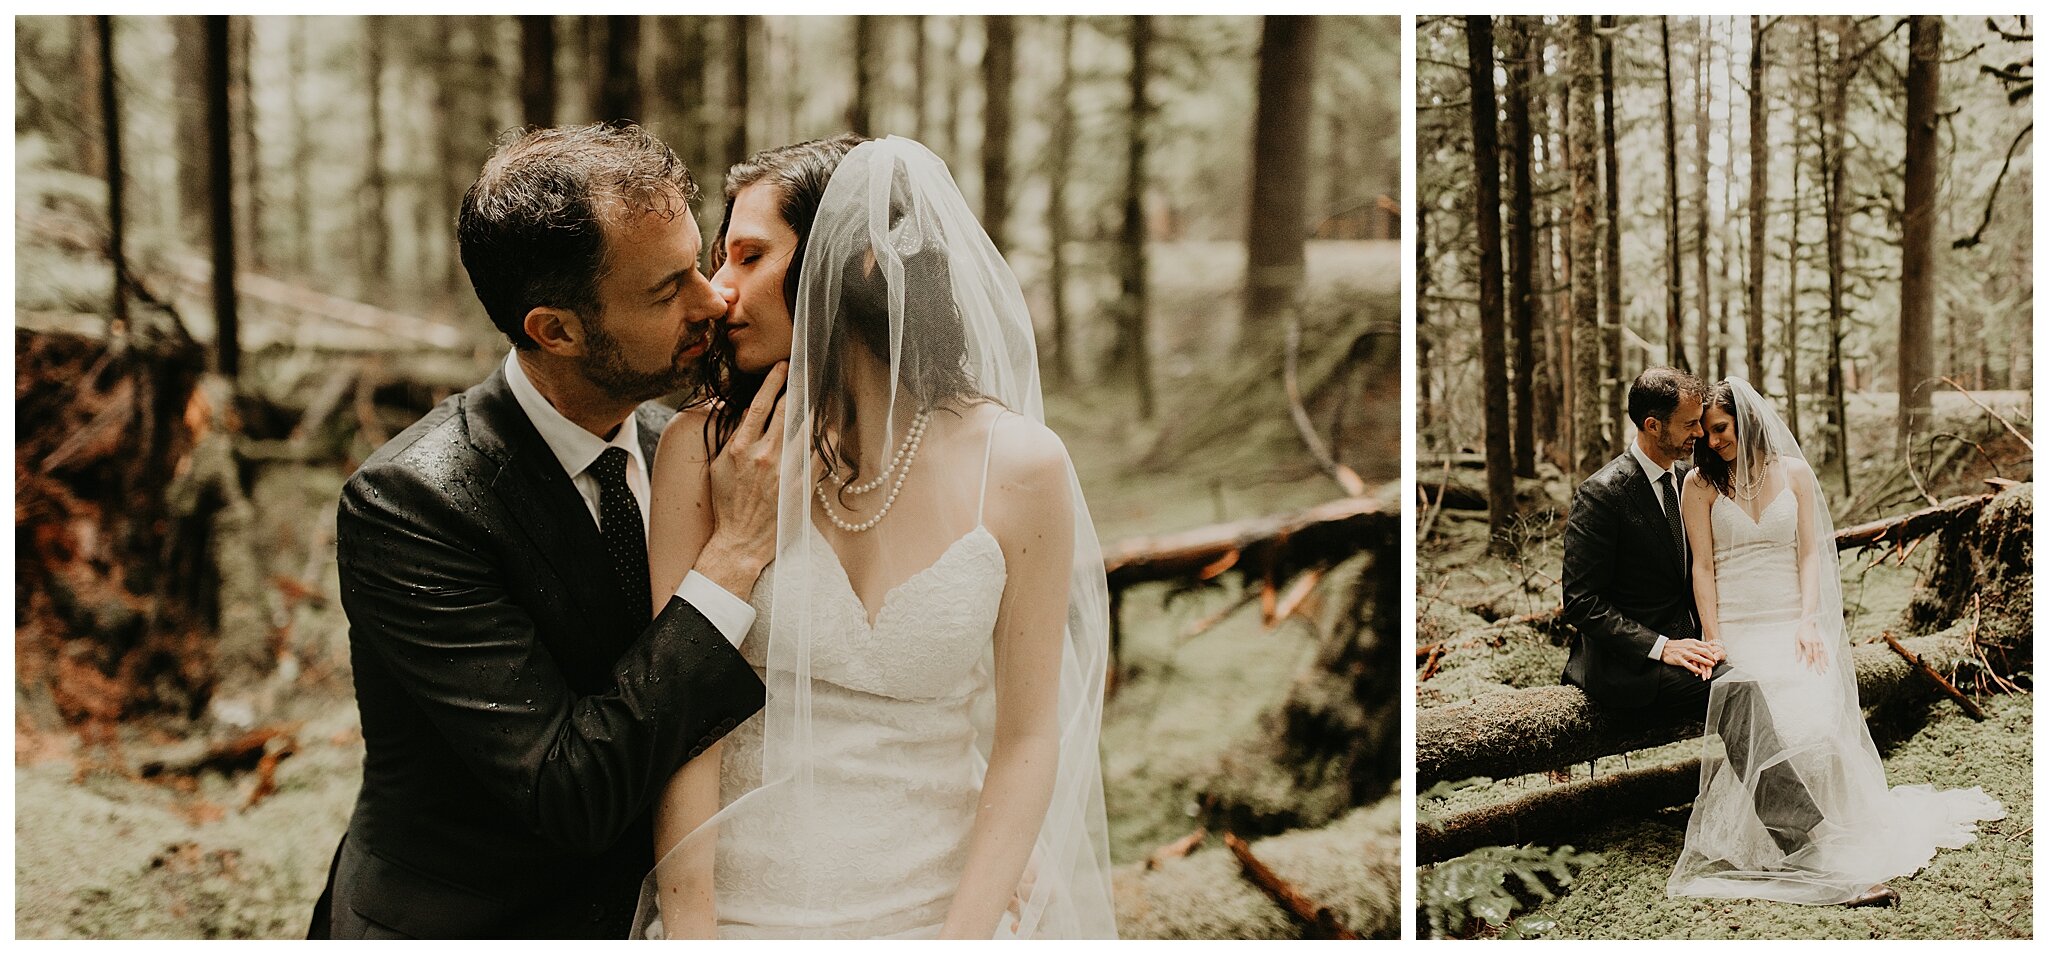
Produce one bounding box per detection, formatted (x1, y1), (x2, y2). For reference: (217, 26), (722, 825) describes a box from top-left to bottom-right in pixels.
(1417, 463), (2034, 939)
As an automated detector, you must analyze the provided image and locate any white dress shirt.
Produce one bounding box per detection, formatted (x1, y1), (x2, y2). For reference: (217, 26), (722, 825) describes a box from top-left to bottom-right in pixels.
(503, 350), (753, 647)
(1628, 438), (1684, 661)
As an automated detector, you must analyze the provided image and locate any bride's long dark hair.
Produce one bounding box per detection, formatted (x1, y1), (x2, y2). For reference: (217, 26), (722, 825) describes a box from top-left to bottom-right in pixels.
(1693, 380), (1775, 497)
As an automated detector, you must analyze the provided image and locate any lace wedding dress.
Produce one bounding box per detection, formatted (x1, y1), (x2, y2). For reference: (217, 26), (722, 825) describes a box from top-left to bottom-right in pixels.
(1668, 405), (2003, 903)
(711, 518), (1006, 938)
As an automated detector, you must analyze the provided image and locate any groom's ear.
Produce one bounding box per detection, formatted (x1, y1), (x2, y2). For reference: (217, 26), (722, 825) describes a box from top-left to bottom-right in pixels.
(523, 306), (588, 357)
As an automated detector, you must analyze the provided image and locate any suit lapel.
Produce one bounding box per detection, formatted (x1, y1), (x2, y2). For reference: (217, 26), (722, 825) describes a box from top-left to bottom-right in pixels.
(466, 369), (620, 636)
(1618, 458), (1686, 578)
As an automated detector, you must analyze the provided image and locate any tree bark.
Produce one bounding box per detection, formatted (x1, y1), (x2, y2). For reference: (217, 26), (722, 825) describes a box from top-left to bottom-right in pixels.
(361, 16), (390, 301)
(1693, 19), (1713, 378)
(1784, 31), (1806, 442)
(912, 17), (928, 135)
(96, 15), (130, 330)
(1047, 16), (1076, 385)
(1816, 18), (1853, 493)
(1660, 18), (1688, 371)
(288, 18), (313, 275)
(231, 17), (260, 274)
(1506, 18), (1538, 479)
(1569, 17), (1604, 481)
(1599, 16), (1625, 455)
(1465, 17), (1514, 552)
(1898, 16), (1942, 448)
(1531, 49), (1564, 460)
(1747, 17), (1769, 389)
(594, 15), (642, 124)
(1246, 16), (1319, 335)
(205, 16), (238, 380)
(1114, 15), (1156, 419)
(519, 15), (556, 128)
(175, 16), (211, 248)
(981, 15), (1015, 248)
(848, 16), (874, 134)
(724, 17), (752, 174)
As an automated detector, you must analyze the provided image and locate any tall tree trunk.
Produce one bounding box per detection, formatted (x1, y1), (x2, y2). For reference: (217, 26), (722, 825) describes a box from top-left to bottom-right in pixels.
(1531, 43), (1563, 459)
(520, 15), (557, 127)
(1898, 16), (1942, 448)
(1784, 48), (1805, 444)
(205, 16), (238, 380)
(1465, 17), (1514, 552)
(1599, 15), (1625, 454)
(848, 16), (874, 134)
(288, 18), (312, 274)
(1418, 196), (1434, 441)
(724, 16), (749, 176)
(96, 15), (129, 329)
(1746, 17), (1769, 389)
(1506, 17), (1537, 478)
(655, 17), (705, 167)
(231, 17), (260, 273)
(1115, 15), (1156, 419)
(176, 16), (210, 247)
(1815, 19), (1852, 493)
(1569, 16), (1604, 480)
(1660, 18), (1688, 371)
(1047, 15), (1076, 385)
(1246, 16), (1318, 332)
(912, 17), (928, 136)
(1693, 19), (1713, 377)
(1555, 73), (1576, 463)
(594, 15), (642, 124)
(361, 16), (389, 300)
(1716, 18), (1735, 381)
(981, 15), (1015, 248)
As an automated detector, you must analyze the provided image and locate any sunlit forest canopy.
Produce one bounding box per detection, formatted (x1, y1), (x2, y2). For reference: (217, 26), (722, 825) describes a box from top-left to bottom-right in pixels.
(1416, 15), (2032, 510)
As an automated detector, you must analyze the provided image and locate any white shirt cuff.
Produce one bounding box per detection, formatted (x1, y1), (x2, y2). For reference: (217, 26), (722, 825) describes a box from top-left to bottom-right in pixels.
(1649, 635), (1669, 661)
(676, 571), (755, 649)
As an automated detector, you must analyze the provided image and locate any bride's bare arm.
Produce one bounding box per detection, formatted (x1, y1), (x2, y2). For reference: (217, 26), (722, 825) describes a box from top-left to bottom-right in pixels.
(1681, 471), (1722, 645)
(647, 409), (723, 935)
(941, 418), (1074, 940)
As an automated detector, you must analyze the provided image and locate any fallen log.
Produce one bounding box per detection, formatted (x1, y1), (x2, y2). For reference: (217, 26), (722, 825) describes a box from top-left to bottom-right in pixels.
(1415, 629), (1974, 786)
(1114, 797), (1399, 939)
(1832, 492), (1993, 552)
(1417, 760), (1700, 865)
(1415, 471), (1556, 513)
(1102, 485), (1399, 592)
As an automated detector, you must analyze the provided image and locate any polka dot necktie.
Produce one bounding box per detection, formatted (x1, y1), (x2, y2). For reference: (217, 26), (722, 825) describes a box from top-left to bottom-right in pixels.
(590, 447), (651, 615)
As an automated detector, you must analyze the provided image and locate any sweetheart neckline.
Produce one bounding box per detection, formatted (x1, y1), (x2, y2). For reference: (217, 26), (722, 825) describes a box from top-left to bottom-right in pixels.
(1713, 484), (1791, 527)
(805, 523), (1006, 630)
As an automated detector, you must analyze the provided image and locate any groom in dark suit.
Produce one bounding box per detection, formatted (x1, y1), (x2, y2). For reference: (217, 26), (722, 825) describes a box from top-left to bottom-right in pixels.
(308, 124), (785, 938)
(1562, 368), (1852, 893)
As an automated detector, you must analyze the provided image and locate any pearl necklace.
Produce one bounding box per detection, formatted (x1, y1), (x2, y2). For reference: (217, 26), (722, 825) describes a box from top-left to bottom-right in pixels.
(1731, 458), (1772, 500)
(836, 411), (929, 494)
(816, 410), (930, 533)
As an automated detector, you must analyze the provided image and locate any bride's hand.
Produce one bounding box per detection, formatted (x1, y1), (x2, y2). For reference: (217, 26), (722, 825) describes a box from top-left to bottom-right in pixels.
(1795, 622), (1828, 673)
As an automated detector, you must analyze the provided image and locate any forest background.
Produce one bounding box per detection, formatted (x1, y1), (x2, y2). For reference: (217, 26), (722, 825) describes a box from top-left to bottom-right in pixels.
(1413, 14), (2033, 940)
(14, 14), (1401, 939)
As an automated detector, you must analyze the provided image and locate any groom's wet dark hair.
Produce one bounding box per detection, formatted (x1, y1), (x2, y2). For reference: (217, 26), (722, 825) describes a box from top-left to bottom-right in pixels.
(1627, 367), (1706, 430)
(457, 123), (697, 349)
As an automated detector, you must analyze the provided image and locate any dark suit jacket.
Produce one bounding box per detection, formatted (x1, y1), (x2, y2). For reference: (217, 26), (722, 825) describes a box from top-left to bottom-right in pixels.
(1560, 451), (1697, 708)
(311, 366), (765, 938)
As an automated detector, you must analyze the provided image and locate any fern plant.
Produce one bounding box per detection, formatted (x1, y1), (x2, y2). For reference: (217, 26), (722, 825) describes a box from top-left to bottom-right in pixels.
(1418, 844), (1601, 939)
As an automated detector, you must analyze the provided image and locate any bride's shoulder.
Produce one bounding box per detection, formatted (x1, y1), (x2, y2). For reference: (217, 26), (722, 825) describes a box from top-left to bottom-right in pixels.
(977, 404), (1070, 475)
(654, 405), (719, 468)
(1778, 455), (1814, 480)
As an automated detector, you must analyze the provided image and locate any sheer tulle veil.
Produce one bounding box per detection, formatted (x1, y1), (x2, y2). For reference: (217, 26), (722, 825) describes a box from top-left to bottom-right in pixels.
(633, 136), (1116, 937)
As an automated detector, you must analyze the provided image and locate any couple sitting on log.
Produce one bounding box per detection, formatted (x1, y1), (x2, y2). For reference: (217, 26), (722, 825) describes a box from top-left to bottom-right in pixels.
(1561, 368), (2001, 907)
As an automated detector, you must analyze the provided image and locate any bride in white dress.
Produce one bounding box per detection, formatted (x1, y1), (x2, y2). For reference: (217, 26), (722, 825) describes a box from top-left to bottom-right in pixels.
(633, 135), (1116, 938)
(1667, 377), (2002, 904)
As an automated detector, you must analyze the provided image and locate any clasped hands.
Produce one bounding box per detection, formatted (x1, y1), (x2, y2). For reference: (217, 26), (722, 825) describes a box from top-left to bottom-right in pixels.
(1660, 637), (1725, 679)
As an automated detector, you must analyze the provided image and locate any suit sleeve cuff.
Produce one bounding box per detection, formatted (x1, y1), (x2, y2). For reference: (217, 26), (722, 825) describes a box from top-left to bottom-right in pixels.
(1648, 635), (1668, 661)
(677, 571), (754, 648)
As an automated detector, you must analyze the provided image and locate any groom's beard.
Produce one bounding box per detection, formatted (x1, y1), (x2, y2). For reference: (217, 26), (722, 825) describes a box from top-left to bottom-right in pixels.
(582, 318), (705, 403)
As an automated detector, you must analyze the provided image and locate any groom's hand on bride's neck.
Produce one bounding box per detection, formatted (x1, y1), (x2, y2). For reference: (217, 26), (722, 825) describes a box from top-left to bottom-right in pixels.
(698, 361), (790, 599)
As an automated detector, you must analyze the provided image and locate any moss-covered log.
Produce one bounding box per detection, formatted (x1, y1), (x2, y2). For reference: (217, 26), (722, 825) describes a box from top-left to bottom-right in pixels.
(1905, 484), (2032, 681)
(1102, 485), (1399, 594)
(1113, 796), (1401, 939)
(1416, 629), (1975, 786)
(1417, 760), (1700, 865)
